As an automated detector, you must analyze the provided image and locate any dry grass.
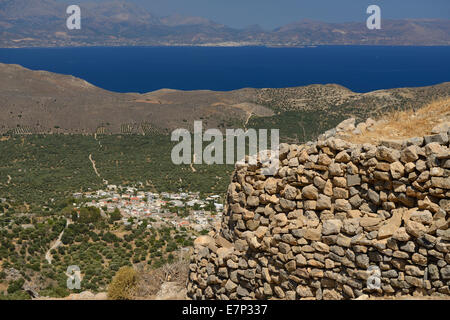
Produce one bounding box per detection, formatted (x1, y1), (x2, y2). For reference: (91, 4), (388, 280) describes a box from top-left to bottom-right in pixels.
(345, 97), (450, 145)
(134, 258), (189, 299)
(0, 282), (9, 293)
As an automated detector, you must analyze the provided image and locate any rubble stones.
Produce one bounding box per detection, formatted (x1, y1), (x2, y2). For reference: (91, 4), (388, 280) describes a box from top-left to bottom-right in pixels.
(188, 129), (450, 301)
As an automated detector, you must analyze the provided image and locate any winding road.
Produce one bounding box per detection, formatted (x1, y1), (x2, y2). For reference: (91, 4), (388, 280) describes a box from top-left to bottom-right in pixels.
(45, 219), (72, 265)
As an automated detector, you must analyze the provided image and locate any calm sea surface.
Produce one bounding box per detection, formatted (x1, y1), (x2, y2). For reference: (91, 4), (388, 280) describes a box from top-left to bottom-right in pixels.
(0, 46), (449, 93)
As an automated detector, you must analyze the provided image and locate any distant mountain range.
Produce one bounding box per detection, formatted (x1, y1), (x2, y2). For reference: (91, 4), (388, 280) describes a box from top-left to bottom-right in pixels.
(1, 0), (449, 47)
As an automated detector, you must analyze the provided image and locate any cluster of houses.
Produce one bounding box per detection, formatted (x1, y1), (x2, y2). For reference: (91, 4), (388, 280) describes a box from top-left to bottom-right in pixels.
(72, 185), (224, 232)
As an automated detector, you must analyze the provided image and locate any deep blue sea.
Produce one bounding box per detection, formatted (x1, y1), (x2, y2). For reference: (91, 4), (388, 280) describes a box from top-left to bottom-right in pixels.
(0, 46), (449, 93)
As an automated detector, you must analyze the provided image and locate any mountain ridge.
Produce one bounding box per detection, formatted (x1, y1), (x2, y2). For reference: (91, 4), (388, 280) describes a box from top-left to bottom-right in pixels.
(0, 62), (449, 140)
(1, 0), (449, 47)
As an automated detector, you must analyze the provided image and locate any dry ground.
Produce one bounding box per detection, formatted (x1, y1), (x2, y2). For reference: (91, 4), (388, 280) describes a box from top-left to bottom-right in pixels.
(345, 98), (450, 145)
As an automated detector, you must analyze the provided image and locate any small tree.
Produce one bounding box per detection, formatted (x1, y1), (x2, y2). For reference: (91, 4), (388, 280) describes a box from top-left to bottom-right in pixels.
(78, 207), (101, 224)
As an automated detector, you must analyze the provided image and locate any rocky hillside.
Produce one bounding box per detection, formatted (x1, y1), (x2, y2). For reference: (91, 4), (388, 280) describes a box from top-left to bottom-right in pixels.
(187, 100), (450, 300)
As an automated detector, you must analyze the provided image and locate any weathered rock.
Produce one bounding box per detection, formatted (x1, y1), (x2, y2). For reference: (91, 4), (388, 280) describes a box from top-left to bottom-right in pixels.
(431, 122), (450, 134)
(360, 217), (381, 228)
(376, 146), (401, 163)
(335, 199), (351, 211)
(283, 185), (298, 200)
(378, 208), (403, 239)
(225, 279), (238, 292)
(424, 133), (449, 145)
(236, 286), (250, 297)
(401, 146), (419, 163)
(194, 236), (214, 248)
(347, 174), (361, 187)
(322, 289), (342, 300)
(367, 189), (380, 205)
(264, 178), (279, 194)
(316, 194), (332, 210)
(431, 177), (450, 189)
(302, 184), (319, 200)
(247, 196), (259, 207)
(322, 219), (343, 235)
(390, 161), (405, 179)
(329, 163), (344, 176)
(336, 118), (356, 132)
(296, 286), (314, 297)
(405, 220), (427, 238)
(274, 213), (288, 227)
(410, 210), (433, 225)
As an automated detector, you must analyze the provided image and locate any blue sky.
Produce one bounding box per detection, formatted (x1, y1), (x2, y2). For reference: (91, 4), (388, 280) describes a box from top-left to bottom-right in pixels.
(72, 0), (450, 29)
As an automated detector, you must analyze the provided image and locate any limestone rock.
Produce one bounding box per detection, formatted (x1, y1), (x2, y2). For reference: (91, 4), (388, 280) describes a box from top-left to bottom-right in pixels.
(405, 220), (427, 238)
(378, 208), (403, 239)
(194, 235), (214, 248)
(302, 184), (319, 200)
(322, 219), (343, 235)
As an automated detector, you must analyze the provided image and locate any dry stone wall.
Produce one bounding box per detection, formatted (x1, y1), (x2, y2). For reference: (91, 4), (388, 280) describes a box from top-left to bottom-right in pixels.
(187, 129), (450, 300)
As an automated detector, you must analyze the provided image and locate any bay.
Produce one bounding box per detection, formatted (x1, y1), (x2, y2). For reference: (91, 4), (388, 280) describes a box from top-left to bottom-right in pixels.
(0, 45), (449, 93)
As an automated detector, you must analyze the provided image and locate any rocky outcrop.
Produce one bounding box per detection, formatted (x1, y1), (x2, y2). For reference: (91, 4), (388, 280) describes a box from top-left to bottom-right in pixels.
(187, 127), (450, 300)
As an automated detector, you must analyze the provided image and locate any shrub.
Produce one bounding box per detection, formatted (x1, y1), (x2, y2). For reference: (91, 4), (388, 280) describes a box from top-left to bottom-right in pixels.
(0, 290), (31, 300)
(39, 286), (69, 298)
(109, 209), (121, 223)
(78, 207), (101, 224)
(7, 278), (25, 294)
(107, 266), (137, 300)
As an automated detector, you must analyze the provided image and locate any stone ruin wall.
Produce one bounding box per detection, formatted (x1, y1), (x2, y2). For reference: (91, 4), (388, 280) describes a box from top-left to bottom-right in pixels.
(187, 130), (450, 300)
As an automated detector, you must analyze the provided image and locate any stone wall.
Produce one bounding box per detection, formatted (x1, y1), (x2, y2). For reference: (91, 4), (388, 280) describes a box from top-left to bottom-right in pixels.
(187, 131), (450, 300)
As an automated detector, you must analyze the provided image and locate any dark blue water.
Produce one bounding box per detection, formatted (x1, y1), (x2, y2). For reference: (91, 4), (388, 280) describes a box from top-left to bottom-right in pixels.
(0, 46), (449, 93)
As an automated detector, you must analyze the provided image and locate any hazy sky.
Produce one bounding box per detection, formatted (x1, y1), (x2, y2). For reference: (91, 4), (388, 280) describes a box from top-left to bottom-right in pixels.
(70, 0), (450, 29)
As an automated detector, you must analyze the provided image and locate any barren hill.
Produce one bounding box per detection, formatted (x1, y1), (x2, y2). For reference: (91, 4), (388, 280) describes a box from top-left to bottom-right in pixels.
(0, 62), (449, 137)
(0, 63), (272, 134)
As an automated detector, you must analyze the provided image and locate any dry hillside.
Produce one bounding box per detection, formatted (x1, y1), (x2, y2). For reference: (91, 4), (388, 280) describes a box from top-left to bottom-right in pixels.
(0, 62), (449, 136)
(344, 98), (450, 145)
